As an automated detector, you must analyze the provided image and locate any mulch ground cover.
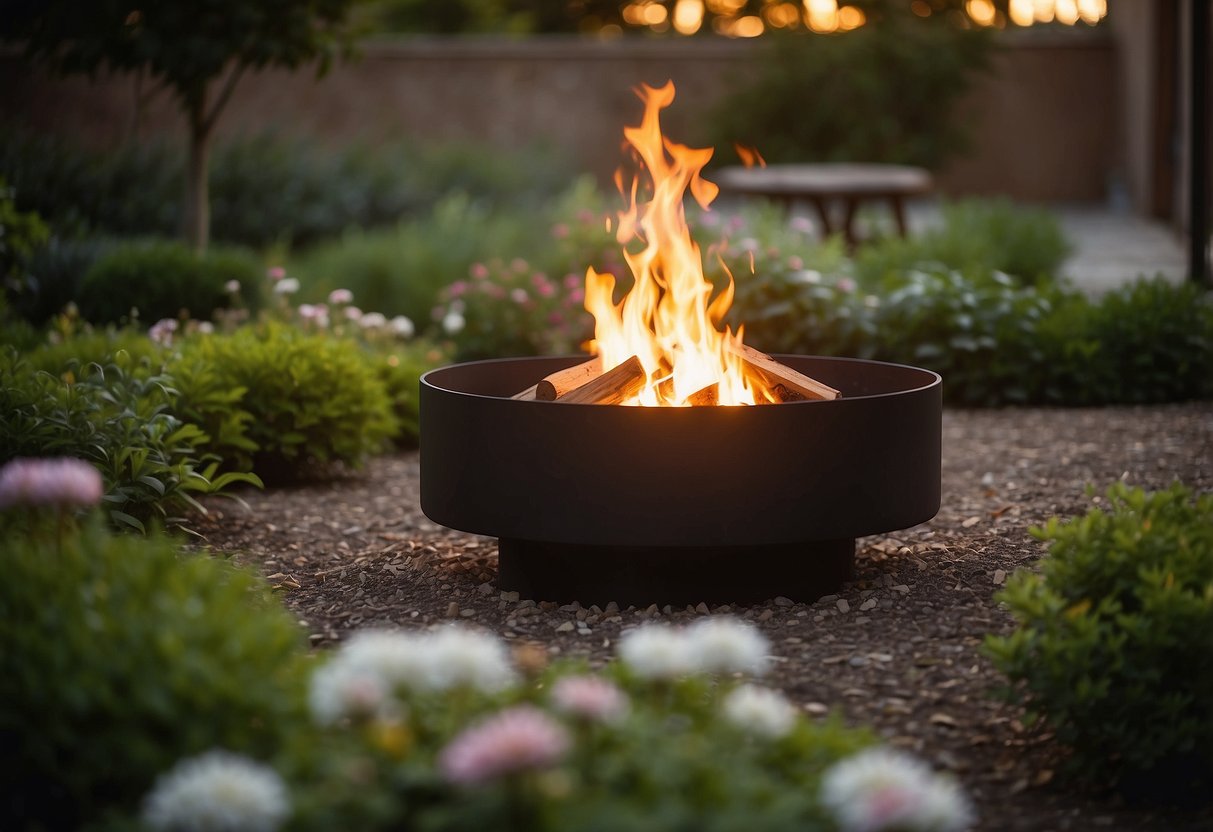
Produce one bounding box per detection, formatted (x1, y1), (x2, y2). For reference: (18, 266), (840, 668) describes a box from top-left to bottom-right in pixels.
(194, 403), (1213, 832)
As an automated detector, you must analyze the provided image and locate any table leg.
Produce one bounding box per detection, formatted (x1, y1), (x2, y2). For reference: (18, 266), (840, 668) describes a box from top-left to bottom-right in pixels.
(810, 197), (833, 238)
(841, 198), (859, 250)
(890, 196), (908, 237)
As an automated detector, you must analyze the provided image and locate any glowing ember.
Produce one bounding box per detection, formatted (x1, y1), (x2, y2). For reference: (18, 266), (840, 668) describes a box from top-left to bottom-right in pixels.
(584, 81), (768, 407)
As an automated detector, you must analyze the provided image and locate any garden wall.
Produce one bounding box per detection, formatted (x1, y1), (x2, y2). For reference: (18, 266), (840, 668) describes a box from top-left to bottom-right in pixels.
(0, 30), (1117, 204)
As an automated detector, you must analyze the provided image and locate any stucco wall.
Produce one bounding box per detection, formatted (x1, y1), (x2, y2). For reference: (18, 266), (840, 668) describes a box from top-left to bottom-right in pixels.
(0, 31), (1118, 204)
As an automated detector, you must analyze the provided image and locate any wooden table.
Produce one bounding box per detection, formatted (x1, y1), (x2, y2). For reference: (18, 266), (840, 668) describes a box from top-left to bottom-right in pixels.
(714, 163), (934, 248)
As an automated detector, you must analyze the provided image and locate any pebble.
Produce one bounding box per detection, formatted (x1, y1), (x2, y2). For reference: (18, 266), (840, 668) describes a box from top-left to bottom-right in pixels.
(859, 598), (878, 611)
(445, 601), (460, 618)
(695, 601), (709, 614)
(555, 621), (575, 633)
(804, 702), (829, 715)
(477, 582), (493, 595)
(757, 609), (774, 622)
(836, 599), (851, 613)
(500, 590), (520, 602)
(773, 596), (793, 607)
(459, 608), (475, 618)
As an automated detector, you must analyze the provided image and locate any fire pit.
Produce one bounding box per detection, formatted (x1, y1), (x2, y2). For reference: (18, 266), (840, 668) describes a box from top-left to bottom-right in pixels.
(420, 81), (942, 605)
(421, 355), (940, 606)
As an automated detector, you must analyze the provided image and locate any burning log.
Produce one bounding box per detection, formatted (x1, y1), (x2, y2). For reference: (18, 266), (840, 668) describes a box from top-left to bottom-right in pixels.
(513, 357), (604, 401)
(729, 343), (841, 402)
(556, 355), (645, 405)
(686, 383), (719, 406)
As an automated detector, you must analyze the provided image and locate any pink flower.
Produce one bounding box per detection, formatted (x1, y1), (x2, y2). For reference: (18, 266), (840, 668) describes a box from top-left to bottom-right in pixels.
(344, 306), (363, 322)
(0, 457), (103, 509)
(267, 266), (286, 281)
(786, 256), (804, 270)
(836, 278), (857, 294)
(511, 288), (529, 304)
(447, 281), (469, 298)
(470, 263), (490, 280)
(328, 288), (353, 305)
(789, 216), (814, 235)
(537, 283), (555, 298)
(439, 706), (570, 785)
(551, 223), (570, 239)
(569, 288), (585, 304)
(148, 318), (179, 346)
(563, 273), (581, 290)
(486, 284), (506, 300)
(551, 676), (629, 723)
(576, 209), (596, 224)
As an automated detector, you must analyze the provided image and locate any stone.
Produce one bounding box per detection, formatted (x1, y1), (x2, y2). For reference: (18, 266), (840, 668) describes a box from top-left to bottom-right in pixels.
(555, 621), (575, 633)
(836, 598), (850, 613)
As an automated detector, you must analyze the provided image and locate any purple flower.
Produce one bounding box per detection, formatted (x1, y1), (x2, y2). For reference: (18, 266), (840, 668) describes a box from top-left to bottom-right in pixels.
(148, 318), (179, 346)
(439, 706), (570, 785)
(551, 676), (629, 723)
(0, 457), (103, 509)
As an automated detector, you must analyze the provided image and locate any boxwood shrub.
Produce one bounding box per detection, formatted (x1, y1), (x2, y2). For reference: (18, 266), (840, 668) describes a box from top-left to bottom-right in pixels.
(986, 483), (1213, 802)
(0, 519), (308, 830)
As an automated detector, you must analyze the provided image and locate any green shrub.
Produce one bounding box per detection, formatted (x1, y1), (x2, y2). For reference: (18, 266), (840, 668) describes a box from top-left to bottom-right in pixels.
(21, 326), (166, 376)
(8, 235), (115, 325)
(708, 18), (992, 168)
(0, 347), (258, 530)
(0, 129), (576, 248)
(291, 192), (545, 326)
(0, 519), (307, 829)
(77, 239), (263, 326)
(856, 198), (1071, 285)
(986, 483), (1213, 802)
(171, 323), (397, 480)
(367, 339), (449, 447)
(1037, 278), (1213, 405)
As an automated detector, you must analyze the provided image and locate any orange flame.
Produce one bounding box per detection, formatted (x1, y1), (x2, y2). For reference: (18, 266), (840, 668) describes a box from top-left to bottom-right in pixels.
(585, 81), (761, 407)
(734, 143), (767, 168)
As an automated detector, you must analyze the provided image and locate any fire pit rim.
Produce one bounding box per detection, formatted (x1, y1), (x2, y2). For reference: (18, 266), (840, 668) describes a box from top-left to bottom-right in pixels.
(421, 353), (941, 404)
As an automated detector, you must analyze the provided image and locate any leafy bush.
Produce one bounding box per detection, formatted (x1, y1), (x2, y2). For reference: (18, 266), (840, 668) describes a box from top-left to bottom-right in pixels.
(77, 239), (264, 326)
(367, 339), (449, 447)
(708, 18), (992, 168)
(8, 235), (115, 325)
(21, 325), (166, 376)
(0, 347), (258, 530)
(855, 198), (1071, 285)
(0, 518), (307, 830)
(1037, 278), (1213, 405)
(171, 323), (397, 481)
(986, 483), (1213, 802)
(0, 129), (576, 248)
(291, 192), (552, 326)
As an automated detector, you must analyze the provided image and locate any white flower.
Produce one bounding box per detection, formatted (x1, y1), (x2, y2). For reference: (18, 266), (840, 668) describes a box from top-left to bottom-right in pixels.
(390, 315), (415, 338)
(149, 318), (179, 346)
(820, 748), (974, 832)
(196, 321), (215, 334)
(327, 288), (353, 305)
(617, 625), (693, 680)
(309, 659), (394, 726)
(273, 278), (300, 295)
(686, 617), (770, 676)
(141, 750), (289, 832)
(789, 269), (822, 285)
(340, 629), (435, 689)
(421, 627), (515, 693)
(343, 306), (363, 321)
(360, 312), (387, 329)
(442, 311), (466, 335)
(722, 684), (797, 739)
(224, 280), (241, 294)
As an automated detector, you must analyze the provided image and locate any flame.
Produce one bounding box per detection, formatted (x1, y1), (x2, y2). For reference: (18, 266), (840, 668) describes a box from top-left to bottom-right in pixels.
(584, 81), (763, 407)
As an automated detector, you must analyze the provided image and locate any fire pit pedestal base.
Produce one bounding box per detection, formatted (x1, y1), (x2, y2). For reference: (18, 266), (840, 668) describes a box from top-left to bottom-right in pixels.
(497, 538), (855, 607)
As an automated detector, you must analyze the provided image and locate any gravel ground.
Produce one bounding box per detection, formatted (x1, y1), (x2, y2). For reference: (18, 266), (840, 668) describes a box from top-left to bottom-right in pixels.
(194, 403), (1213, 832)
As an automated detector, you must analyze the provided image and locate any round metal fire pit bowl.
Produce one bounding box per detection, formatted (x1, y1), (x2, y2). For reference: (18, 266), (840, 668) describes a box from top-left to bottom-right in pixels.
(420, 355), (941, 606)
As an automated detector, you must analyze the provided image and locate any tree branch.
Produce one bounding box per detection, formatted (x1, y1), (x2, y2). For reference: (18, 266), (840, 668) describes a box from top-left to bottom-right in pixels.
(201, 62), (246, 135)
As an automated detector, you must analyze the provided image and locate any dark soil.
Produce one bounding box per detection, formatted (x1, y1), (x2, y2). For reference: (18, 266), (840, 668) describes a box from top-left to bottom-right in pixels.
(193, 403), (1213, 832)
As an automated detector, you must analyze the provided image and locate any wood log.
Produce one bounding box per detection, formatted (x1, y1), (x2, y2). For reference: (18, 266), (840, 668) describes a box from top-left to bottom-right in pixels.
(513, 357), (604, 400)
(556, 355), (645, 405)
(728, 342), (841, 401)
(685, 382), (719, 407)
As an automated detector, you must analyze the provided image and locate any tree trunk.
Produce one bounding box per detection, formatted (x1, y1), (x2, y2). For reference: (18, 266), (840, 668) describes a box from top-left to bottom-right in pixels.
(184, 96), (211, 253)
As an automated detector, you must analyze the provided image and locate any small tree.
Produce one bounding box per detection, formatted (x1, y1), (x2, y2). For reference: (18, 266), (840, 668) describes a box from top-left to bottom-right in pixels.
(2, 0), (356, 251)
